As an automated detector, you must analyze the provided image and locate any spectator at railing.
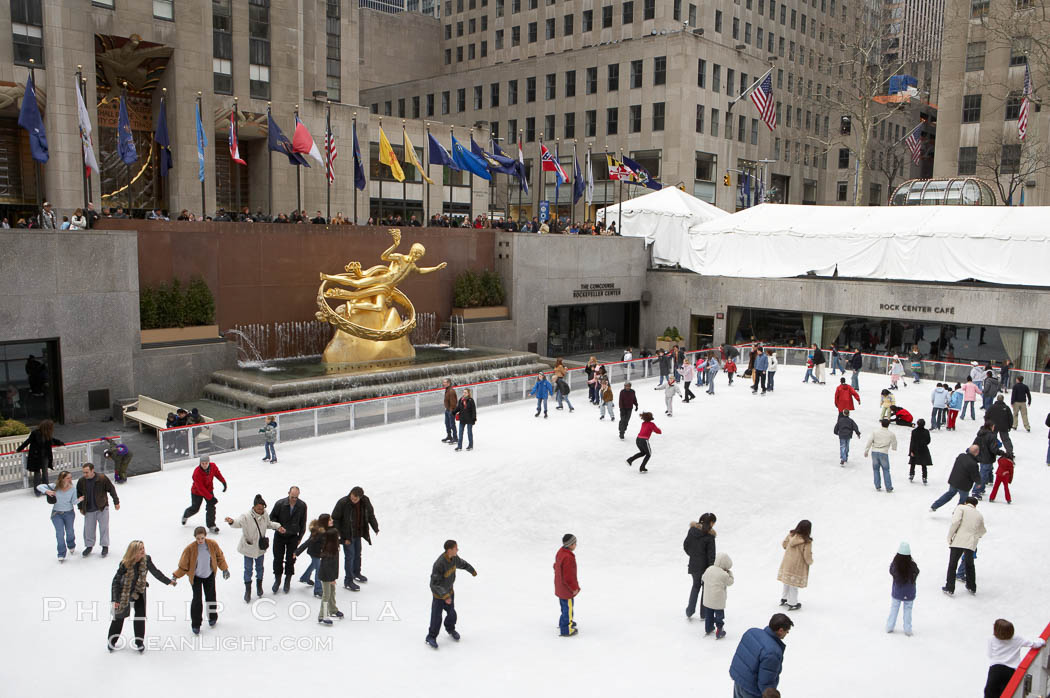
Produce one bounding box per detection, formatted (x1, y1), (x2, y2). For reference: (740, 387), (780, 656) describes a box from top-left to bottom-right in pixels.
(984, 619), (1046, 698)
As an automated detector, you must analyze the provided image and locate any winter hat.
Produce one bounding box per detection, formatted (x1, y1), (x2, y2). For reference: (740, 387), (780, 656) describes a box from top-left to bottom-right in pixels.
(253, 494), (266, 507)
(898, 542), (911, 556)
(971, 360), (978, 366)
(562, 534), (577, 547)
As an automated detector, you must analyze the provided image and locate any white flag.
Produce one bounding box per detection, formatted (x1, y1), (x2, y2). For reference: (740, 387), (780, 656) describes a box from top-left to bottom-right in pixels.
(585, 154), (595, 206)
(75, 76), (100, 176)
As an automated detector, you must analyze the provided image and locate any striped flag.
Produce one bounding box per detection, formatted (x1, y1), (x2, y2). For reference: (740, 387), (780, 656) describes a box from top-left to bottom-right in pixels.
(324, 116), (336, 183)
(904, 123), (923, 164)
(1019, 62), (1031, 141)
(228, 108), (246, 165)
(750, 72), (777, 130)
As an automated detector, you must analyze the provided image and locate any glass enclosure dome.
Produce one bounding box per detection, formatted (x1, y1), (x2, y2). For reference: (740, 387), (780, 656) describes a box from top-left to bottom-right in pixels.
(890, 178), (998, 205)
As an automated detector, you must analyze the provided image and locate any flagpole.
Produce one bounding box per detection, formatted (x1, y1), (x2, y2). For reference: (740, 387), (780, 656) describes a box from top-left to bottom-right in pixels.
(539, 133), (545, 229)
(326, 101), (332, 222)
(617, 147), (624, 235)
(122, 82), (132, 213)
(28, 60), (42, 220)
(75, 65), (89, 209)
(468, 127), (474, 224)
(197, 91), (205, 219)
(728, 65), (776, 114)
(586, 144), (592, 223)
(517, 129), (523, 223)
(554, 138), (561, 232)
(352, 112), (359, 224)
(402, 120), (408, 224)
(234, 97), (241, 214)
(424, 122), (430, 223)
(572, 140), (578, 227)
(158, 89), (166, 212)
(294, 104), (302, 217)
(448, 126), (454, 221)
(603, 144), (609, 228)
(267, 103), (273, 219)
(489, 135), (496, 223)
(378, 117), (384, 224)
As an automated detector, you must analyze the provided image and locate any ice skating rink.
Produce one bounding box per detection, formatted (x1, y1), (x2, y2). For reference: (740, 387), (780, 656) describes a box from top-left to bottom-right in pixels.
(4, 364), (1048, 697)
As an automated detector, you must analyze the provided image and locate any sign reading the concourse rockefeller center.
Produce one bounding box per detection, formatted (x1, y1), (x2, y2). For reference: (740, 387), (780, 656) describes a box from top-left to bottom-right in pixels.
(573, 283), (622, 298)
(879, 303), (955, 315)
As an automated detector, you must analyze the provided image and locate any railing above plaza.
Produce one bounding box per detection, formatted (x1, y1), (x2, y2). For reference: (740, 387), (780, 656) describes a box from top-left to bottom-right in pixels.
(0, 436), (123, 490)
(1000, 621), (1050, 698)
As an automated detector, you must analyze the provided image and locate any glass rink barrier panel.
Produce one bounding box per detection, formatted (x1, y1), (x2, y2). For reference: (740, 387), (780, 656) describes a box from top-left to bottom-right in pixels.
(0, 438), (117, 490)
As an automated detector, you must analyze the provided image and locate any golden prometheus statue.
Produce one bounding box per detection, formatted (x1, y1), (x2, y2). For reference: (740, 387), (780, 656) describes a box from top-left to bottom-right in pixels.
(315, 229), (447, 363)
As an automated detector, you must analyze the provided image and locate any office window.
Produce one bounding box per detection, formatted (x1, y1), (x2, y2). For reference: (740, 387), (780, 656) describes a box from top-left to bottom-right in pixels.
(564, 13), (573, 34)
(398, 98), (406, 117)
(715, 9), (722, 32)
(644, 0), (655, 19)
(623, 1), (634, 23)
(526, 117), (536, 141)
(629, 105), (642, 132)
(585, 109), (597, 137)
(695, 151), (716, 181)
(526, 76), (536, 102)
(957, 146), (977, 175)
(727, 68), (735, 97)
(546, 73), (556, 99)
(457, 88), (466, 112)
(653, 102), (665, 130)
(491, 82), (500, 106)
(962, 94), (982, 123)
(412, 95), (420, 118)
(528, 21), (537, 42)
(732, 17), (739, 39)
(512, 0), (520, 11)
(468, 43), (475, 59)
(473, 85), (483, 109)
(445, 48), (452, 64)
(1010, 37), (1031, 66)
(441, 91), (450, 114)
(1005, 91), (1023, 120)
(509, 79), (518, 104)
(512, 25), (520, 45)
(970, 0), (988, 17)
(545, 114), (555, 139)
(837, 147), (849, 168)
(631, 60), (643, 88)
(324, 0), (341, 101)
(457, 21), (463, 36)
(751, 118), (759, 144)
(607, 107), (619, 135)
(565, 70), (576, 96)
(583, 9), (593, 30)
(695, 104), (705, 133)
(212, 0), (233, 94)
(737, 114), (746, 142)
(426, 93), (435, 116)
(688, 3), (696, 25)
(654, 56), (666, 85)
(697, 58), (706, 88)
(790, 8), (796, 27)
(249, 0), (271, 99)
(481, 41), (487, 57)
(546, 17), (556, 38)
(756, 27), (763, 48)
(564, 112), (576, 138)
(745, 22), (751, 43)
(586, 66), (598, 93)
(674, 0), (681, 19)
(469, 17), (476, 32)
(836, 181), (847, 201)
(712, 63), (721, 92)
(780, 4), (786, 23)
(602, 4), (613, 27)
(711, 108), (720, 136)
(740, 72), (748, 96)
(154, 0), (174, 19)
(481, 15), (488, 29)
(608, 63), (619, 90)
(456, 46), (463, 61)
(725, 111), (732, 140)
(767, 32), (774, 53)
(495, 29), (504, 48)
(965, 42), (985, 71)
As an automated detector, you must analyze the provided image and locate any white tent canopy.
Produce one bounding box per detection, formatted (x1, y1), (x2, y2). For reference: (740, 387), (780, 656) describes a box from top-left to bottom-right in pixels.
(683, 204), (1050, 287)
(597, 187), (727, 267)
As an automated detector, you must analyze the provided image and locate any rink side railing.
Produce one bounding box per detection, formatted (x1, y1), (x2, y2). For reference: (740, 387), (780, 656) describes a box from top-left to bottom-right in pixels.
(154, 345), (1050, 469)
(0, 436), (123, 490)
(1001, 620), (1050, 698)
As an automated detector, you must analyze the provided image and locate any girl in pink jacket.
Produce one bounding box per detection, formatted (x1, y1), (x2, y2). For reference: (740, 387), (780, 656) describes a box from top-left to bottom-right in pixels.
(961, 377), (981, 422)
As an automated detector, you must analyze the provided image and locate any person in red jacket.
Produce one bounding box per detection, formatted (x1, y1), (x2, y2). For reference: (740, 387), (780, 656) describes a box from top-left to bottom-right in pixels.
(989, 455), (1014, 503)
(890, 405), (915, 428)
(834, 378), (861, 413)
(554, 534), (580, 637)
(181, 456), (228, 533)
(626, 412), (662, 473)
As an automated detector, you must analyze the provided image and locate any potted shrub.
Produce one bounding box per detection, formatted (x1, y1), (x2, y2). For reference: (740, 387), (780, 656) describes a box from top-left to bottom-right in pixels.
(451, 269), (509, 320)
(655, 326), (684, 353)
(140, 275), (221, 344)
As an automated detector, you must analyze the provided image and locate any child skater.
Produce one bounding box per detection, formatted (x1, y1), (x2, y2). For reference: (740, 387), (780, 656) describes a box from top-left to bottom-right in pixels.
(700, 552), (734, 639)
(724, 358), (737, 386)
(989, 454), (1014, 504)
(886, 542), (918, 636)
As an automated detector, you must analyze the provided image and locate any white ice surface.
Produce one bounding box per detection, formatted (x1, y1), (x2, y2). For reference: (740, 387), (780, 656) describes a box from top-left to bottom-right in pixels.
(5, 364), (1049, 697)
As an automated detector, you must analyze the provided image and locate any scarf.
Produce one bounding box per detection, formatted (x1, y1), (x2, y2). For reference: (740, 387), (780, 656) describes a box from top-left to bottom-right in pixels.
(117, 557), (149, 614)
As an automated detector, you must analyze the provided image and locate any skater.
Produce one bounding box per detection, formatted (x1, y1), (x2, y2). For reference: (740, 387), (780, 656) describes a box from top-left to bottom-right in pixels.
(942, 497), (985, 596)
(849, 347), (863, 390)
(886, 542), (918, 636)
(617, 382), (638, 440)
(752, 349), (768, 394)
(729, 613), (793, 698)
(259, 416), (278, 462)
(879, 390), (897, 420)
(102, 438), (132, 483)
(700, 552), (734, 639)
(225, 494), (285, 603)
(530, 373), (554, 418)
(332, 485), (379, 589)
(946, 383), (963, 431)
(442, 378), (458, 443)
(765, 348), (778, 392)
(811, 343), (826, 384)
(908, 345), (923, 383)
(833, 377), (860, 414)
(554, 534), (580, 636)
(586, 356), (601, 401)
(554, 359), (574, 411)
(961, 377), (981, 421)
(269, 486), (307, 593)
(681, 361), (696, 402)
(706, 354), (722, 394)
(908, 419), (932, 484)
(986, 394), (1014, 455)
(830, 344), (845, 375)
(889, 405), (914, 428)
(833, 410), (861, 465)
(930, 445), (982, 511)
(930, 383), (948, 430)
(989, 454), (1014, 503)
(777, 520), (812, 611)
(626, 412), (661, 473)
(888, 355), (905, 390)
(684, 512), (717, 619)
(18, 418), (64, 494)
(864, 419), (898, 492)
(984, 620), (1046, 698)
(317, 528), (344, 625)
(664, 376), (682, 416)
(969, 360), (985, 391)
(598, 379), (615, 421)
(172, 526), (230, 634)
(725, 357), (737, 386)
(76, 462), (120, 557)
(981, 370), (1001, 411)
(107, 540), (176, 652)
(655, 350), (671, 389)
(454, 387), (476, 451)
(425, 539), (477, 649)
(38, 470), (81, 560)
(973, 420), (1007, 499)
(293, 513), (330, 597)
(1000, 360), (1013, 390)
(802, 353), (816, 384)
(1010, 376), (1032, 432)
(181, 456), (227, 533)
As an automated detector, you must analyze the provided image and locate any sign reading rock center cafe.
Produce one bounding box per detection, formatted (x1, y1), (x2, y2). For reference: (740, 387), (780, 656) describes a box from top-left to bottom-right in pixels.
(879, 303), (955, 315)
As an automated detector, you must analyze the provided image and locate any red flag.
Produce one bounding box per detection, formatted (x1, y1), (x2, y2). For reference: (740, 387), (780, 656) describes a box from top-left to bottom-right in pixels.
(292, 114), (324, 166)
(228, 110), (246, 165)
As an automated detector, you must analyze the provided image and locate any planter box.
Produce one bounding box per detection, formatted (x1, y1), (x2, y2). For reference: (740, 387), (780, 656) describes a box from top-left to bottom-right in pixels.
(655, 339), (682, 353)
(141, 325), (220, 345)
(452, 306), (509, 321)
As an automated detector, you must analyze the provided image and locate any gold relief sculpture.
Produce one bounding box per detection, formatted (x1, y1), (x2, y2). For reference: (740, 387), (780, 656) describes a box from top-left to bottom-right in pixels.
(315, 229), (446, 363)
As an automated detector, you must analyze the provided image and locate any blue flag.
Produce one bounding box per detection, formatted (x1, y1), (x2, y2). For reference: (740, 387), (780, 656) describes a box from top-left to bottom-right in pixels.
(155, 97), (172, 176)
(117, 93), (138, 165)
(572, 150), (585, 204)
(17, 73), (48, 163)
(452, 135), (491, 180)
(352, 121), (366, 191)
(268, 111), (308, 166)
(472, 137), (517, 176)
(428, 133), (460, 170)
(621, 156), (662, 190)
(194, 102), (207, 182)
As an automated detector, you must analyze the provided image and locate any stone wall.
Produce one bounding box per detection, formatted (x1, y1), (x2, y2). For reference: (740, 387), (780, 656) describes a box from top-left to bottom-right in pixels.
(133, 341), (236, 405)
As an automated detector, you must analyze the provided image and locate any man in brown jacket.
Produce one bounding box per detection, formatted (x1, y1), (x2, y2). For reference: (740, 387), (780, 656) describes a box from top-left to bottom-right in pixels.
(76, 463), (119, 558)
(174, 527), (230, 633)
(442, 378), (458, 444)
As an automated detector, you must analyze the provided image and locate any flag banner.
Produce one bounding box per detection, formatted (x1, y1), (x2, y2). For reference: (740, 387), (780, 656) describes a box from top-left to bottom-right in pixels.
(1019, 62), (1031, 141)
(904, 123), (923, 164)
(572, 148), (585, 204)
(325, 119), (337, 183)
(19, 73), (48, 163)
(352, 121), (366, 191)
(194, 102), (207, 182)
(452, 135), (492, 179)
(229, 109), (246, 165)
(621, 156), (661, 190)
(268, 113), (308, 166)
(117, 93), (138, 165)
(379, 127), (405, 182)
(472, 137), (517, 175)
(585, 155), (595, 205)
(607, 154), (633, 180)
(404, 131), (433, 184)
(293, 114), (325, 166)
(75, 76), (99, 175)
(428, 133), (460, 170)
(750, 72), (777, 130)
(517, 140), (529, 194)
(155, 98), (173, 176)
(540, 144), (568, 184)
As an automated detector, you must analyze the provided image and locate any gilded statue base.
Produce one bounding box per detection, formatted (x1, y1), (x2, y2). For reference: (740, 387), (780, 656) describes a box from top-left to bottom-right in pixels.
(321, 303), (416, 364)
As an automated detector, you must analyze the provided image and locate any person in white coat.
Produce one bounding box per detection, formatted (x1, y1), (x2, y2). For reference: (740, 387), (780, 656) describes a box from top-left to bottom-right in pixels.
(943, 497), (985, 596)
(864, 419), (898, 492)
(765, 349), (779, 392)
(700, 552), (734, 638)
(225, 494), (285, 602)
(664, 377), (683, 416)
(984, 619), (1047, 698)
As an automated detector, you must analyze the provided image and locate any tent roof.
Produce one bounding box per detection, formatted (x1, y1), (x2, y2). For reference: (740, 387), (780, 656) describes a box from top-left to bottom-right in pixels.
(597, 187), (728, 221)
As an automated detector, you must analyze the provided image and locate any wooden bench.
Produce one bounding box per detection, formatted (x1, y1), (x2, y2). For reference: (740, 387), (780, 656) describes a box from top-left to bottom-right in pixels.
(122, 395), (178, 432)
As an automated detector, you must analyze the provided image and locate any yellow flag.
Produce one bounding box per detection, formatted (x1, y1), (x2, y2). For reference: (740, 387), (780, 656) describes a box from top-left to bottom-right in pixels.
(379, 127), (405, 182)
(403, 131), (434, 185)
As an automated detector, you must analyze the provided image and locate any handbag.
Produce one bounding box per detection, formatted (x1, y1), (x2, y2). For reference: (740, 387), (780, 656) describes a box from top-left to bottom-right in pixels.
(254, 517), (269, 551)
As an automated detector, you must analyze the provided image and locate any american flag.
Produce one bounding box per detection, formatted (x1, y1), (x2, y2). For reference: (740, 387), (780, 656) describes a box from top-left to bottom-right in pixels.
(750, 72), (777, 130)
(1019, 62), (1031, 141)
(325, 122), (337, 183)
(904, 123), (923, 164)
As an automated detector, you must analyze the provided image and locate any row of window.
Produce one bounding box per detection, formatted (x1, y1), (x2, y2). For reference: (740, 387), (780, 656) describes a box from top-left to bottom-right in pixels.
(961, 93), (1027, 123)
(957, 145), (1020, 175)
(451, 0), (659, 20)
(965, 38), (1031, 71)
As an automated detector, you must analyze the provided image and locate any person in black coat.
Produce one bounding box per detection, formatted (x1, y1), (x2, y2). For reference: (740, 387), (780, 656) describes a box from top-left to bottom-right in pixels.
(849, 348), (864, 390)
(17, 419), (64, 493)
(332, 487), (380, 589)
(972, 421), (1008, 498)
(269, 487), (308, 593)
(908, 419), (932, 484)
(811, 344), (827, 384)
(454, 388), (476, 451)
(985, 395), (1014, 454)
(107, 540), (175, 652)
(683, 513), (718, 620)
(931, 446), (982, 511)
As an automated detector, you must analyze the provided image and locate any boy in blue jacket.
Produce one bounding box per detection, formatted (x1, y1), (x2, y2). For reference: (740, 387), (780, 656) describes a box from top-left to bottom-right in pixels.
(530, 374), (555, 418)
(729, 613), (793, 698)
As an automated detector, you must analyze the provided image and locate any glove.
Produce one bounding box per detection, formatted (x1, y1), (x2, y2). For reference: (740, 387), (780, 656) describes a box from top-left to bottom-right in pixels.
(222, 483), (227, 492)
(222, 569), (230, 580)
